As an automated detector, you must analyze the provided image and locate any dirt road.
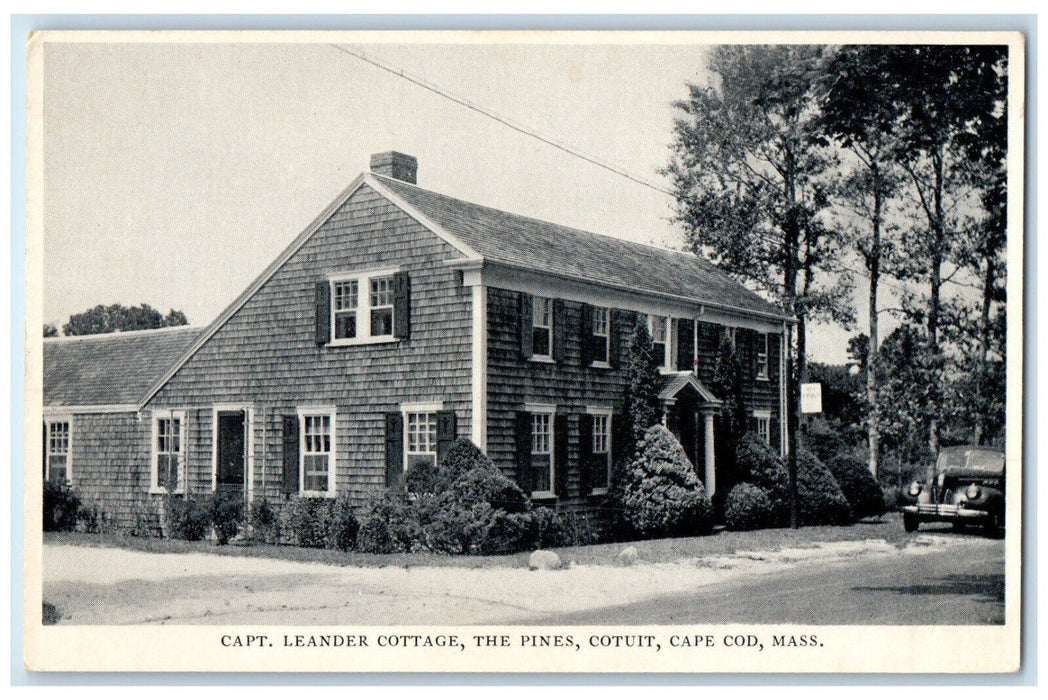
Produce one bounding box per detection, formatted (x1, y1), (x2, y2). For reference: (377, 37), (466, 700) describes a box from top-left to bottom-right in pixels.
(42, 533), (1002, 625)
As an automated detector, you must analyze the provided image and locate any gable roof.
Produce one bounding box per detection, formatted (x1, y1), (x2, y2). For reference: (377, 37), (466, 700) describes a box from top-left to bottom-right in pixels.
(659, 371), (722, 405)
(370, 172), (786, 320)
(44, 326), (202, 408)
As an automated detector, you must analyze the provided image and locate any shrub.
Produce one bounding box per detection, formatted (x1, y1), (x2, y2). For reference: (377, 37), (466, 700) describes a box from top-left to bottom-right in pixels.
(796, 447), (853, 526)
(479, 510), (535, 554)
(248, 497), (280, 543)
(76, 503), (106, 533)
(286, 497), (330, 548)
(800, 418), (847, 464)
(723, 483), (776, 531)
(616, 425), (714, 538)
(405, 459), (441, 495)
(452, 465), (530, 514)
(881, 485), (902, 512)
(356, 494), (414, 554)
(43, 480), (80, 532)
(825, 453), (886, 520)
(434, 439), (494, 492)
(164, 496), (210, 541)
(734, 432), (791, 526)
(206, 490), (245, 545)
(324, 494), (360, 551)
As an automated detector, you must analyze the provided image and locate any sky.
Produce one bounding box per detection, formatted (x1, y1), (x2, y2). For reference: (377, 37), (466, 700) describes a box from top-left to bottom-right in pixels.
(43, 35), (877, 364)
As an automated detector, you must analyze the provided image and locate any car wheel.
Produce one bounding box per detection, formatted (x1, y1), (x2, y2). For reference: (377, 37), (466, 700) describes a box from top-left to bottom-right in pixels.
(986, 513), (1005, 539)
(904, 513), (919, 533)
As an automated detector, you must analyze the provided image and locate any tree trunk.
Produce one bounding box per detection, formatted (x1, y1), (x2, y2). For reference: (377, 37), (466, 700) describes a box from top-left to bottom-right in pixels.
(867, 170), (882, 478)
(783, 151), (800, 530)
(973, 255), (995, 445)
(927, 148), (945, 457)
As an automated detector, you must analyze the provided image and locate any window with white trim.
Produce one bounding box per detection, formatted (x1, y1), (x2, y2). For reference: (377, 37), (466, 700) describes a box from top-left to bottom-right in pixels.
(329, 269), (397, 344)
(532, 296), (553, 359)
(756, 332), (769, 380)
(649, 314), (671, 369)
(152, 410), (186, 493)
(592, 307), (610, 365)
(531, 410), (554, 496)
(45, 419), (71, 483)
(300, 410), (335, 495)
(332, 280), (358, 340)
(751, 411), (771, 445)
(590, 411), (612, 494)
(405, 411), (438, 473)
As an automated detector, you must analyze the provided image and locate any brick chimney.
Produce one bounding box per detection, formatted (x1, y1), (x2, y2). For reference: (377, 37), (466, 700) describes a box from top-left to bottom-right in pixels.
(369, 151), (417, 184)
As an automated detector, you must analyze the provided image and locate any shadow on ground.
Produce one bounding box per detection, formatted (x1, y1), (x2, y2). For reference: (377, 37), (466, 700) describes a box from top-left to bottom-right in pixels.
(853, 573), (1004, 603)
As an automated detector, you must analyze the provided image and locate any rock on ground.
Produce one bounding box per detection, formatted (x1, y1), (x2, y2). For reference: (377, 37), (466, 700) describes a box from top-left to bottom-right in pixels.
(528, 550), (562, 570)
(616, 546), (639, 566)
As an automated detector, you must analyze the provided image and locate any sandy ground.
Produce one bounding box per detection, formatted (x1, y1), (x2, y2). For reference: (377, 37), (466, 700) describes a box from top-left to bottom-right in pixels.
(42, 534), (970, 625)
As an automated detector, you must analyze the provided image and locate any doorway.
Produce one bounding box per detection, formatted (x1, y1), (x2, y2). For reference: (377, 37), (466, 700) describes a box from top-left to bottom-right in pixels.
(215, 409), (247, 498)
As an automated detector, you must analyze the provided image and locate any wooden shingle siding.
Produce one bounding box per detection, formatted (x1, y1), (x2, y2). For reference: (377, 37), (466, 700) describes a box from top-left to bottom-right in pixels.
(66, 412), (157, 531)
(145, 184), (473, 509)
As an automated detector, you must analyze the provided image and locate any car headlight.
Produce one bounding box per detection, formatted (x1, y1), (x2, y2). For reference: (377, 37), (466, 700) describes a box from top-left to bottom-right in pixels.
(966, 484), (981, 500)
(908, 481), (922, 497)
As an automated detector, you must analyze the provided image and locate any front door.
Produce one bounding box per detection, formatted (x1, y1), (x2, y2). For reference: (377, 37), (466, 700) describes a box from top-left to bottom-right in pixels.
(216, 410), (246, 497)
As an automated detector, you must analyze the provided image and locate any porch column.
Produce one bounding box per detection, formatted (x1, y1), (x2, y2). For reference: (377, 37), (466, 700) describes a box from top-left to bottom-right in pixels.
(704, 411), (716, 496)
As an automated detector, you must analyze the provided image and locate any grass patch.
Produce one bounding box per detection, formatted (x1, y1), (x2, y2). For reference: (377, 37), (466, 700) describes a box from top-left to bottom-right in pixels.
(43, 513), (926, 569)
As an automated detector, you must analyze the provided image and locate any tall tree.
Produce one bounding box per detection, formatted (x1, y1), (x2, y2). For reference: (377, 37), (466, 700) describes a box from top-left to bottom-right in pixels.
(819, 45), (907, 478)
(880, 45), (1007, 454)
(62, 303), (189, 336)
(623, 320), (664, 453)
(666, 45), (852, 526)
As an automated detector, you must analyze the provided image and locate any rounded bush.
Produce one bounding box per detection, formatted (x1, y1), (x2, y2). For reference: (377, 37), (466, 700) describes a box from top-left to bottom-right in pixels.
(207, 490), (245, 544)
(452, 466), (530, 514)
(356, 495), (414, 554)
(617, 425), (714, 538)
(249, 497), (280, 544)
(733, 432), (791, 526)
(723, 483), (776, 531)
(324, 494), (360, 551)
(796, 447), (853, 526)
(43, 481), (81, 532)
(286, 497), (329, 548)
(165, 496), (210, 541)
(435, 439), (496, 492)
(825, 454), (886, 520)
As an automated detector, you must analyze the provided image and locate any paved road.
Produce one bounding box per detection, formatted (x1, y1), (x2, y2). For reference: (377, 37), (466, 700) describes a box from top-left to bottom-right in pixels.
(521, 536), (1005, 625)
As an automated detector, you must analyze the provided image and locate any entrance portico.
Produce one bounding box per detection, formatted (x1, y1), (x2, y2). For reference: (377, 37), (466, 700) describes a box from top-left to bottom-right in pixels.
(660, 372), (722, 496)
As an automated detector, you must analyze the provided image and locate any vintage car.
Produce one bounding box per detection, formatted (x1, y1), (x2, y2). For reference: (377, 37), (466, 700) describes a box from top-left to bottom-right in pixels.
(902, 446), (1005, 537)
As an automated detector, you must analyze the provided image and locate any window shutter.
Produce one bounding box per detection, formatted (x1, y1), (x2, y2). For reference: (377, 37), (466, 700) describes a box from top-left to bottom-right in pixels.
(393, 271), (411, 339)
(435, 410), (457, 465)
(578, 413), (594, 495)
(611, 413), (628, 467)
(554, 414), (569, 498)
(770, 414), (780, 452)
(580, 303), (593, 367)
(281, 415), (299, 495)
(514, 411), (532, 493)
(519, 294), (533, 360)
(385, 412), (405, 493)
(42, 422), (47, 479)
(552, 298), (567, 363)
(608, 309), (623, 369)
(315, 281), (330, 346)
(677, 318), (695, 372)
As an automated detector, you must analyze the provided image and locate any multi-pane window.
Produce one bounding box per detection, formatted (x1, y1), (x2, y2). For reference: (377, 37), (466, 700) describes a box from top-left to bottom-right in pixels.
(333, 280), (358, 340)
(46, 420), (70, 483)
(301, 413), (333, 494)
(591, 413), (611, 493)
(531, 412), (554, 494)
(592, 307), (610, 364)
(405, 412), (438, 472)
(756, 332), (769, 380)
(751, 412), (771, 445)
(370, 276), (394, 337)
(532, 296), (553, 359)
(155, 414), (183, 491)
(649, 315), (670, 368)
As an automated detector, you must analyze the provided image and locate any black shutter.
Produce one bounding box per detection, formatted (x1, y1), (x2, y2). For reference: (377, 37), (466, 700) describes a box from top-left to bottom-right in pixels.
(552, 298), (567, 363)
(554, 414), (569, 498)
(578, 413), (594, 495)
(435, 410), (457, 465)
(608, 309), (623, 369)
(282, 415), (299, 495)
(385, 412), (404, 492)
(315, 281), (330, 345)
(739, 329), (754, 378)
(580, 303), (594, 367)
(677, 318), (695, 372)
(393, 271), (411, 339)
(519, 294), (533, 360)
(611, 413), (629, 467)
(514, 411), (533, 494)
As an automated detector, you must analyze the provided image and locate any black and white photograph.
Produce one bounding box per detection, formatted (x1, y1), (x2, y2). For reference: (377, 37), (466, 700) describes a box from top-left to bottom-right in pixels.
(24, 30), (1024, 673)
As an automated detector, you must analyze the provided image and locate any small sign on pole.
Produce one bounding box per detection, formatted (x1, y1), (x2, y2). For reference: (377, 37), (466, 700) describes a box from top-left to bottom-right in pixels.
(801, 382), (823, 414)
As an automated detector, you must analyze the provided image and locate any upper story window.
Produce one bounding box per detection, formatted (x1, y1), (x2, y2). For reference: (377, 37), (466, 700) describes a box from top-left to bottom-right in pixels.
(322, 268), (408, 346)
(152, 410), (186, 493)
(532, 296), (553, 360)
(45, 419), (71, 484)
(591, 307), (610, 365)
(649, 314), (671, 369)
(756, 332), (769, 380)
(299, 409), (336, 496)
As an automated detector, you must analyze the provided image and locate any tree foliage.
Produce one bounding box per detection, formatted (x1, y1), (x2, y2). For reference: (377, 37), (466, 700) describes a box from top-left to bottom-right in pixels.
(62, 303), (189, 336)
(622, 319), (663, 453)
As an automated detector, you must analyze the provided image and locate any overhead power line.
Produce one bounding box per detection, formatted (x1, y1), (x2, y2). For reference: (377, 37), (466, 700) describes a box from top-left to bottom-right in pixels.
(328, 43), (989, 302)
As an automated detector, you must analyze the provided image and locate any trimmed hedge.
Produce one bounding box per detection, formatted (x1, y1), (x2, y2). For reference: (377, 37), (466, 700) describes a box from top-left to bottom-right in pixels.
(825, 453), (886, 520)
(734, 432), (791, 526)
(723, 483), (776, 531)
(284, 494), (360, 550)
(796, 447), (853, 526)
(616, 425), (713, 538)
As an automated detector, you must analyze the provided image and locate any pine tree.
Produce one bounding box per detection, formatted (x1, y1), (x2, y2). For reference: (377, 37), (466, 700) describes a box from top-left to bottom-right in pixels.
(622, 319), (663, 455)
